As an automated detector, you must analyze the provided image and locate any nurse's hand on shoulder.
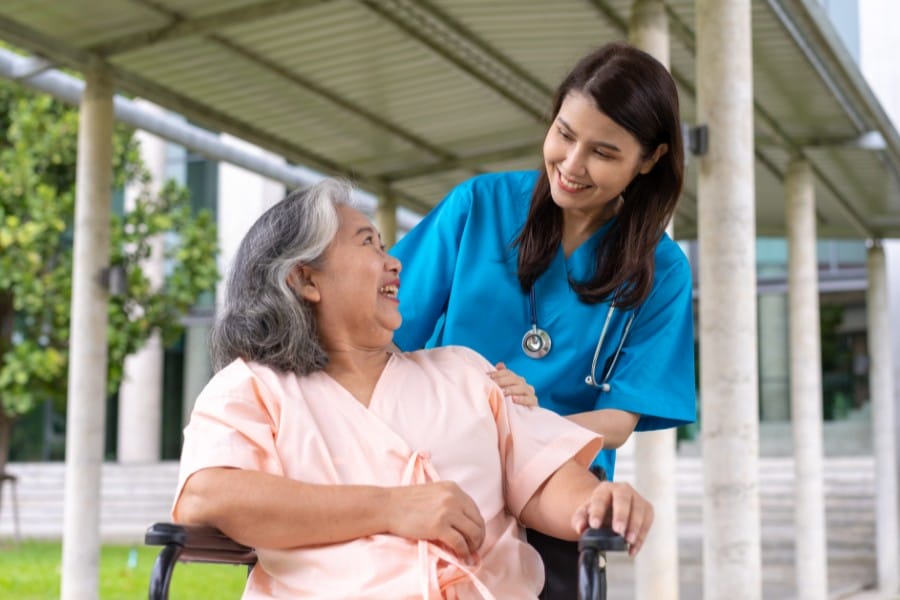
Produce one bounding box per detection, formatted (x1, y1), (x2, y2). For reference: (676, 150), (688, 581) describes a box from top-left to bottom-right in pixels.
(489, 362), (538, 407)
(571, 481), (653, 557)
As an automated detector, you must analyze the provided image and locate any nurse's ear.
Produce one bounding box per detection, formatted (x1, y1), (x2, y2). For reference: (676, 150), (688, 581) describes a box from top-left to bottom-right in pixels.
(638, 143), (668, 175)
(288, 263), (321, 304)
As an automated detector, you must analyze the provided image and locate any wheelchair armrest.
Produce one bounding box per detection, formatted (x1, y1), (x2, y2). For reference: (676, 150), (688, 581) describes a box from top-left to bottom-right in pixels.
(145, 522), (257, 600)
(577, 528), (627, 600)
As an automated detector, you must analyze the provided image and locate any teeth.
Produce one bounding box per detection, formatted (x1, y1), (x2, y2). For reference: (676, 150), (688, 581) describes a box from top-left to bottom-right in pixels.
(559, 172), (589, 190)
(379, 285), (398, 296)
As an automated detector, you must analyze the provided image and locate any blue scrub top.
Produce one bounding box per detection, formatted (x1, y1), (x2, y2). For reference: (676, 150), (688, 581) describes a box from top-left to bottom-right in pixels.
(390, 171), (696, 479)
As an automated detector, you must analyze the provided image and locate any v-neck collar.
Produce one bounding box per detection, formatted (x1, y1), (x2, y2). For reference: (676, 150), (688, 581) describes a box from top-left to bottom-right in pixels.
(319, 352), (397, 411)
(564, 216), (616, 281)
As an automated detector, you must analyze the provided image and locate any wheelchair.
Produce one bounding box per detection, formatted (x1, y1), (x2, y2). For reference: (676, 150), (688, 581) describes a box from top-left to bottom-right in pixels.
(145, 522), (626, 600)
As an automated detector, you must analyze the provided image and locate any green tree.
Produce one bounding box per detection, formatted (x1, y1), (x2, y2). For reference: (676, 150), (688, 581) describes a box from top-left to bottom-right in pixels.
(0, 78), (219, 474)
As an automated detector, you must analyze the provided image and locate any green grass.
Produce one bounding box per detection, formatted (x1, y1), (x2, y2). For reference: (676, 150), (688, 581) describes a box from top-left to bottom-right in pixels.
(0, 540), (247, 599)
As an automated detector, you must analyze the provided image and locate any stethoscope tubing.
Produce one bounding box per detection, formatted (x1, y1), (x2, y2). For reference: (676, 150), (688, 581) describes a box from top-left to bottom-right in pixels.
(525, 286), (637, 393)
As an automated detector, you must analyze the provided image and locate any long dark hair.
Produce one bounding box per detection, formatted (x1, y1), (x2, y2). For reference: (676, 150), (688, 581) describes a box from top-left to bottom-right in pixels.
(516, 42), (684, 309)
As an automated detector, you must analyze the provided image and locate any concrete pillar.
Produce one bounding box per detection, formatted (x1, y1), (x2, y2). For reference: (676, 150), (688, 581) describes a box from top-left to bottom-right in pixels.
(182, 323), (212, 427)
(60, 66), (115, 600)
(867, 243), (899, 594)
(887, 241), (900, 469)
(217, 135), (285, 309)
(758, 293), (790, 422)
(785, 157), (828, 599)
(117, 104), (167, 463)
(633, 428), (678, 599)
(376, 188), (398, 247)
(630, 0), (669, 64)
(628, 3), (679, 600)
(856, 1), (900, 478)
(695, 1), (761, 598)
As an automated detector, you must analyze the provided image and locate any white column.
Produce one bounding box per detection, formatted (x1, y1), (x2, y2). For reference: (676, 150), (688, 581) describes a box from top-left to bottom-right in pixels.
(376, 189), (398, 248)
(633, 428), (678, 599)
(857, 0), (900, 517)
(630, 0), (669, 64)
(117, 102), (167, 463)
(628, 3), (680, 599)
(758, 293), (790, 422)
(696, 1), (761, 598)
(785, 157), (828, 599)
(217, 135), (286, 309)
(867, 243), (899, 594)
(887, 241), (900, 468)
(182, 323), (212, 427)
(61, 66), (114, 600)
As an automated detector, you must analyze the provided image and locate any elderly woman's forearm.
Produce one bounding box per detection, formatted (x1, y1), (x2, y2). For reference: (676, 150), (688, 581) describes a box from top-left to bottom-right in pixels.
(518, 460), (598, 540)
(519, 459), (654, 551)
(175, 467), (393, 549)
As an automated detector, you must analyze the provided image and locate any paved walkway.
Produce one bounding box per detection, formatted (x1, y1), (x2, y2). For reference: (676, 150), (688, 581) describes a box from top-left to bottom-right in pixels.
(837, 591), (900, 600)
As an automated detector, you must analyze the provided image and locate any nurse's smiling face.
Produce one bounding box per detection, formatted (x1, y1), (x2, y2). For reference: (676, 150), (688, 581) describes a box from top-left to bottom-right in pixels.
(543, 91), (663, 228)
(296, 205), (402, 349)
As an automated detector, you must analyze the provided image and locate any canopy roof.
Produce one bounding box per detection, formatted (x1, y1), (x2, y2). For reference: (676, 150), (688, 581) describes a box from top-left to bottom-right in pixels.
(2, 0), (899, 239)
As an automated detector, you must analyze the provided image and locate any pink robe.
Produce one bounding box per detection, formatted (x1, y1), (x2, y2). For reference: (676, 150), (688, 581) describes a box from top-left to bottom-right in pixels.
(173, 346), (602, 599)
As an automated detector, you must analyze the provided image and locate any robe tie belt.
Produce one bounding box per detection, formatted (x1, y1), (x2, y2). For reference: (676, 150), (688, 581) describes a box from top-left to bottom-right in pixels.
(401, 451), (496, 600)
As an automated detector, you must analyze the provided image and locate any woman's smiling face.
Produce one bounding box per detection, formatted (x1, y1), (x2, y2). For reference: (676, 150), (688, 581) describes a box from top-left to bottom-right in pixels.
(543, 91), (660, 226)
(299, 205), (402, 349)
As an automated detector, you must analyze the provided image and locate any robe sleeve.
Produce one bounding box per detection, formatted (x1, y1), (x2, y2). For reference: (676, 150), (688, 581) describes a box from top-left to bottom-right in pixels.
(447, 346), (604, 518)
(171, 360), (284, 520)
(495, 396), (604, 518)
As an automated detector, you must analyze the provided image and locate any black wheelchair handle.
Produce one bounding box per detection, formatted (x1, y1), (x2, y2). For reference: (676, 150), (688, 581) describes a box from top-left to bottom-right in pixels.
(578, 527), (628, 552)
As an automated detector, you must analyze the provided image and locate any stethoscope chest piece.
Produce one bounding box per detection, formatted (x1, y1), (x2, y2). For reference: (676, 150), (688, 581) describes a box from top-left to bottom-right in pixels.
(522, 326), (552, 359)
(523, 287), (552, 359)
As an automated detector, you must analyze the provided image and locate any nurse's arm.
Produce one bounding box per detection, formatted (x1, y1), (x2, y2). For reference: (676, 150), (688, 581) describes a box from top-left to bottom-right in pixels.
(567, 408), (639, 449)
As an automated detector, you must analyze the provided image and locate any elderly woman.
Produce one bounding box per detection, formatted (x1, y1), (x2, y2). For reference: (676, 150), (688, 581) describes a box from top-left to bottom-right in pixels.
(173, 179), (653, 599)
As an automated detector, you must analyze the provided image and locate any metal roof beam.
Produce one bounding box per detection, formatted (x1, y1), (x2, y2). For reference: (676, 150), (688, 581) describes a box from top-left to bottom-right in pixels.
(654, 1), (876, 238)
(208, 35), (456, 162)
(359, 0), (548, 121)
(0, 14), (437, 212)
(0, 13), (96, 66)
(757, 132), (887, 151)
(587, 0), (856, 235)
(403, 0), (553, 100)
(110, 1), (456, 163)
(0, 46), (431, 220)
(91, 0), (331, 57)
(378, 141), (540, 182)
(767, 0), (900, 180)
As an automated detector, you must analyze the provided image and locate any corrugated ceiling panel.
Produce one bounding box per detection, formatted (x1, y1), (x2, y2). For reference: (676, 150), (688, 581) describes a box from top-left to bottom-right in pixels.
(220, 3), (541, 147)
(431, 0), (627, 88)
(753, 5), (859, 141)
(3, 0), (164, 47)
(154, 0), (264, 19)
(0, 0), (896, 233)
(114, 35), (427, 168)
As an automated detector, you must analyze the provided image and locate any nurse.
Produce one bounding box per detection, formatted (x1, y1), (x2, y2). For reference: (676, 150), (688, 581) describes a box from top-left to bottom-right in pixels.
(390, 41), (697, 596)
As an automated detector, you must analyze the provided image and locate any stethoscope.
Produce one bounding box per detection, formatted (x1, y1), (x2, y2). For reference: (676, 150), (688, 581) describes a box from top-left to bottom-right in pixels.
(522, 287), (637, 393)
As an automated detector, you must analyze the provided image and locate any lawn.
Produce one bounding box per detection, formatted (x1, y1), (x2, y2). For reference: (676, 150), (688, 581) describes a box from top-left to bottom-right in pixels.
(0, 541), (247, 599)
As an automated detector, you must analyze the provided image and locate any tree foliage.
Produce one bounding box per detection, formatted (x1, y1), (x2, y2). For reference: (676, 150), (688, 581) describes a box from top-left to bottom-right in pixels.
(0, 78), (218, 471)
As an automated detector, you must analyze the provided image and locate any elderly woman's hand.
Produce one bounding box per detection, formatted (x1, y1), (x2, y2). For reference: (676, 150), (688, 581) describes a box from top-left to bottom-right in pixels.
(570, 481), (654, 557)
(489, 362), (538, 407)
(386, 481), (486, 560)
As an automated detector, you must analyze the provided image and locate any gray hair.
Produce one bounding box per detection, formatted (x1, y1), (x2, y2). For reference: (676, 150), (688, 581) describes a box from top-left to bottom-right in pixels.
(210, 178), (356, 375)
